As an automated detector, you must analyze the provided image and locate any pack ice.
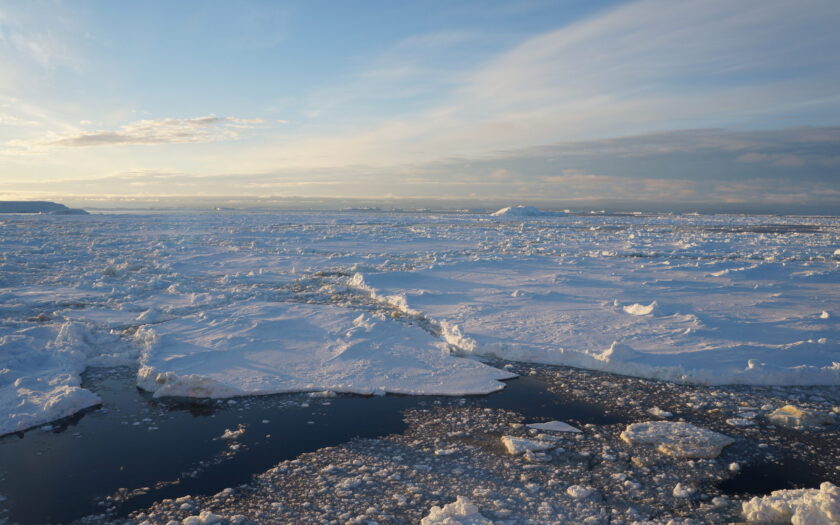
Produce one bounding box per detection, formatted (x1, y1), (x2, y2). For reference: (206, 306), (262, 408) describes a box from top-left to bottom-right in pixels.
(1, 210), (838, 433)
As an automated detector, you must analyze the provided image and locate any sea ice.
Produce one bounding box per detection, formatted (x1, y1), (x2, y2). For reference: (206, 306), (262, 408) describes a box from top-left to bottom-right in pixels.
(136, 301), (513, 398)
(620, 421), (735, 459)
(742, 481), (840, 524)
(0, 323), (111, 435)
(526, 420), (582, 433)
(491, 205), (557, 218)
(420, 496), (493, 525)
(501, 435), (556, 455)
(766, 405), (836, 429)
(1, 210), (838, 434)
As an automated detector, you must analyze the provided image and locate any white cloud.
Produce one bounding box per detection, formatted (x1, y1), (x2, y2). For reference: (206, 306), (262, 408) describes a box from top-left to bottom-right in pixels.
(249, 0), (840, 170)
(19, 115), (266, 149)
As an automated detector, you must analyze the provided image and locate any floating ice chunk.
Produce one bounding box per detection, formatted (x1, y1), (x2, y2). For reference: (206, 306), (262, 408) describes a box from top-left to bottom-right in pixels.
(742, 481), (840, 524)
(181, 510), (224, 525)
(566, 485), (594, 499)
(500, 435), (556, 455)
(622, 301), (658, 316)
(420, 496), (493, 525)
(220, 424), (246, 440)
(620, 421), (735, 459)
(673, 483), (696, 498)
(526, 420), (582, 433)
(491, 205), (544, 217)
(727, 418), (755, 427)
(767, 405), (835, 429)
(647, 406), (673, 418)
(136, 301), (513, 398)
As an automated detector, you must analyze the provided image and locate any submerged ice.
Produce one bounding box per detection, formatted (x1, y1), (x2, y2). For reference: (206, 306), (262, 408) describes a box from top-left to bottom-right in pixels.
(0, 210), (838, 434)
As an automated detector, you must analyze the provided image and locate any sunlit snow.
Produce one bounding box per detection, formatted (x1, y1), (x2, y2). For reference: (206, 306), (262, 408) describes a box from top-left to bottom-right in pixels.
(1, 210), (838, 434)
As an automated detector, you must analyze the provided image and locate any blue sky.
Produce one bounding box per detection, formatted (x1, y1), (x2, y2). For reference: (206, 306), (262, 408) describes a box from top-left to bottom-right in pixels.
(1, 0), (839, 209)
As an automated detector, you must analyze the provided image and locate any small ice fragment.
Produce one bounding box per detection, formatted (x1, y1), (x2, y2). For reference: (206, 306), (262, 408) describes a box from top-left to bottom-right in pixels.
(527, 421), (582, 433)
(648, 407), (673, 418)
(220, 424), (246, 440)
(500, 436), (555, 455)
(673, 483), (695, 498)
(566, 485), (594, 499)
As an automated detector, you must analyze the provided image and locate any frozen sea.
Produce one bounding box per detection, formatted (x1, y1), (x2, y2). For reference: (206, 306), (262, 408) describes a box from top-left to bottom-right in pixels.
(1, 209), (839, 523)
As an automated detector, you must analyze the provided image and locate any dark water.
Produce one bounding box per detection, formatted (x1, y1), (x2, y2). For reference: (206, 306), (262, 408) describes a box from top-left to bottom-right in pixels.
(718, 457), (825, 496)
(0, 368), (621, 525)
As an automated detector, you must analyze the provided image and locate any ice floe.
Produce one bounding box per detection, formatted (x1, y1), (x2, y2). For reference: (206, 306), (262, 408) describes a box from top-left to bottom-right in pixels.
(136, 302), (513, 398)
(766, 405), (836, 429)
(742, 481), (840, 524)
(620, 421), (735, 459)
(526, 420), (582, 433)
(500, 435), (556, 455)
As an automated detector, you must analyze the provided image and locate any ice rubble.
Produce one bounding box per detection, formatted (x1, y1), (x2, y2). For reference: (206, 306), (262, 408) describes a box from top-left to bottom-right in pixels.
(136, 302), (513, 398)
(420, 496), (493, 525)
(620, 421), (735, 458)
(741, 481), (840, 524)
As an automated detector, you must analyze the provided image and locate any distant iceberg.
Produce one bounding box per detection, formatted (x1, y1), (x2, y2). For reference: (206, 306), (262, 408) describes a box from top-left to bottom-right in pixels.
(490, 205), (565, 217)
(0, 201), (89, 215)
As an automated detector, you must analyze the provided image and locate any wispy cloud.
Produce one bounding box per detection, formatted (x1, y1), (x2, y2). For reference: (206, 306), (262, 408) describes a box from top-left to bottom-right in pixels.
(254, 0), (840, 170)
(10, 115), (267, 150)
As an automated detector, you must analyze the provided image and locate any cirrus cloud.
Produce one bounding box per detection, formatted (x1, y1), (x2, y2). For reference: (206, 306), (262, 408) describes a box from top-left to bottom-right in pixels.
(39, 115), (266, 148)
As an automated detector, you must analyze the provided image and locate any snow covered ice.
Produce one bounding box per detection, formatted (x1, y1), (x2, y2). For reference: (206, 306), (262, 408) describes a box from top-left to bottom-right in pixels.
(136, 302), (511, 398)
(741, 481), (840, 524)
(1, 209), (839, 435)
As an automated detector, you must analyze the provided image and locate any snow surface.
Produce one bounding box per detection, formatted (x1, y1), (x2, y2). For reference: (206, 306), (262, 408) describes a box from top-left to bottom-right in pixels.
(136, 302), (512, 398)
(741, 481), (840, 524)
(1, 210), (838, 433)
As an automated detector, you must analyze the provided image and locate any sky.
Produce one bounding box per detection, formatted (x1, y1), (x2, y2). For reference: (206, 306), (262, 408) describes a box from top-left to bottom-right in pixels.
(1, 0), (839, 211)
